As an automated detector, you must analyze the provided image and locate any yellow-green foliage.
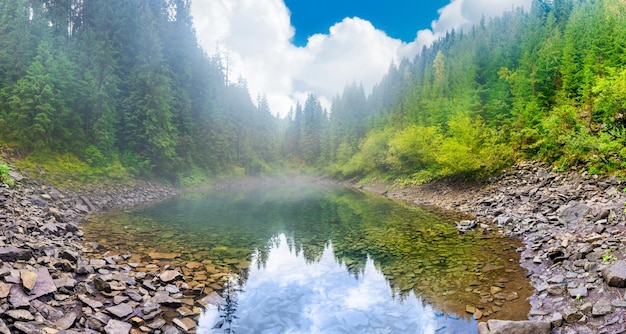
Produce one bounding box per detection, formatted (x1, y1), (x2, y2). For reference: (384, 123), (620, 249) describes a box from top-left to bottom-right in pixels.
(386, 125), (442, 174)
(14, 152), (132, 189)
(336, 112), (515, 183)
(339, 128), (392, 178)
(435, 113), (487, 175)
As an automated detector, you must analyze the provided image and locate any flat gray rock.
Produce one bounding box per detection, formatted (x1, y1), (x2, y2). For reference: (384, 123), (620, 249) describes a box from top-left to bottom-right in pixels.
(106, 303), (133, 318)
(27, 267), (57, 299)
(603, 260), (626, 287)
(79, 294), (104, 309)
(104, 319), (132, 334)
(13, 322), (46, 334)
(9, 284), (30, 308)
(592, 300), (613, 316)
(568, 286), (588, 298)
(55, 312), (78, 330)
(558, 201), (590, 224)
(6, 309), (35, 321)
(0, 319), (9, 334)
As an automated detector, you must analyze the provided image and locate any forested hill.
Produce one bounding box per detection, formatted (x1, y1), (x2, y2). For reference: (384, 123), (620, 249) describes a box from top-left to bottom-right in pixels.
(2, 0), (626, 186)
(318, 0), (626, 183)
(0, 0), (280, 183)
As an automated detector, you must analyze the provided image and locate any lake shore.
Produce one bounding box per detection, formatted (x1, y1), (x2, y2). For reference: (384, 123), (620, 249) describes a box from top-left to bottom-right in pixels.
(0, 169), (227, 333)
(3, 162), (626, 333)
(358, 161), (626, 334)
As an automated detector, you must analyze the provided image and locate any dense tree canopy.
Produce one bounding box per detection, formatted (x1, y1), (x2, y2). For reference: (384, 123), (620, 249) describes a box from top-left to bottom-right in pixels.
(316, 0), (626, 183)
(0, 0), (280, 182)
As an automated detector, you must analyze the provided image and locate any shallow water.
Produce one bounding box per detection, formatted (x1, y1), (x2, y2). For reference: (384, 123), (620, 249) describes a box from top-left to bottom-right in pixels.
(84, 179), (531, 333)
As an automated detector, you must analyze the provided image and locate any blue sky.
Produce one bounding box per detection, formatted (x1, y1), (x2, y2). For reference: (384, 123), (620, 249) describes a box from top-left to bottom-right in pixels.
(284, 1), (451, 46)
(191, 0), (533, 117)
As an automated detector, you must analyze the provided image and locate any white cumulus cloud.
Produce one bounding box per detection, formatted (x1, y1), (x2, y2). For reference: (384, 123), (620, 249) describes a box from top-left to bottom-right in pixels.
(191, 0), (532, 117)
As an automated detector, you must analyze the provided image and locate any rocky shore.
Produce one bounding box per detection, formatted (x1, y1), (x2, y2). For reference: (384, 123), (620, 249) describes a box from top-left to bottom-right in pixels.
(362, 161), (626, 334)
(0, 170), (229, 333)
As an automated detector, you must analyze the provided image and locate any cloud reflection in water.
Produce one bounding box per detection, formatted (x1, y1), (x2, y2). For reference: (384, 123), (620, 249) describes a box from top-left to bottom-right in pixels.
(198, 234), (477, 334)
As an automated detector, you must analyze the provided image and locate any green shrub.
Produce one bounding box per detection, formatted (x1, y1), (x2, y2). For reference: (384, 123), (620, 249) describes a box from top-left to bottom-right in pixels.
(0, 163), (14, 187)
(84, 145), (108, 168)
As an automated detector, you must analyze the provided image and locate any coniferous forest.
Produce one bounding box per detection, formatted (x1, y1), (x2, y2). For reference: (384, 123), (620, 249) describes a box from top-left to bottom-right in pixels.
(0, 0), (281, 183)
(1, 0), (626, 185)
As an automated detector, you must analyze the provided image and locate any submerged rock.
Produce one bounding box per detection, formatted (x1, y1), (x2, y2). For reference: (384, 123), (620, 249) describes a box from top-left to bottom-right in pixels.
(477, 320), (550, 334)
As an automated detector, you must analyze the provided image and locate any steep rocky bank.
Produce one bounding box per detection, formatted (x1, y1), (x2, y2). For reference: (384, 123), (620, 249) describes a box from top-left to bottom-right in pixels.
(361, 162), (626, 334)
(0, 170), (229, 333)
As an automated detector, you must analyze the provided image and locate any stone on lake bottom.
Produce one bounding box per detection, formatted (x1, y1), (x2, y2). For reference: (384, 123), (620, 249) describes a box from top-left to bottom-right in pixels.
(159, 270), (182, 283)
(197, 291), (225, 307)
(148, 318), (167, 330)
(148, 252), (180, 260)
(24, 267), (57, 299)
(172, 317), (196, 331)
(162, 325), (182, 334)
(612, 300), (626, 308)
(477, 320), (550, 334)
(151, 292), (180, 305)
(176, 306), (195, 316)
(13, 322), (46, 334)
